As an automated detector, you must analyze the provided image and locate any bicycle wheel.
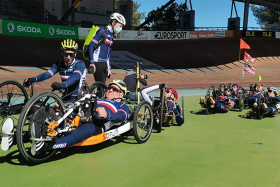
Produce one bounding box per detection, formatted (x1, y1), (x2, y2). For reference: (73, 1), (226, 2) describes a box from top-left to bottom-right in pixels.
(181, 95), (185, 119)
(133, 101), (153, 143)
(257, 93), (264, 119)
(89, 81), (108, 99)
(238, 93), (245, 111)
(157, 86), (165, 133)
(16, 91), (66, 164)
(205, 86), (215, 115)
(77, 82), (90, 100)
(0, 80), (28, 134)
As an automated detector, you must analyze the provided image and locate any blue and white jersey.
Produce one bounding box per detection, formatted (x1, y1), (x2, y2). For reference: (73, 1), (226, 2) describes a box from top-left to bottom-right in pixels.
(88, 25), (114, 70)
(34, 58), (86, 100)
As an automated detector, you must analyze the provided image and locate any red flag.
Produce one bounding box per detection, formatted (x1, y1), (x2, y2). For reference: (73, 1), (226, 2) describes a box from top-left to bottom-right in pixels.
(244, 51), (256, 64)
(244, 63), (255, 74)
(240, 39), (250, 49)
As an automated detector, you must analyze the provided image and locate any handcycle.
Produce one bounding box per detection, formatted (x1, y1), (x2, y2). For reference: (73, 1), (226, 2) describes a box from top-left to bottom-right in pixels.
(0, 79), (90, 151)
(14, 81), (153, 164)
(203, 84), (245, 115)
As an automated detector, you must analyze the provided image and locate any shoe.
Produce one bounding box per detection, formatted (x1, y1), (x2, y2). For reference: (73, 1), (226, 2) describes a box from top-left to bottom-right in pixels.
(262, 103), (269, 114)
(1, 118), (14, 151)
(200, 97), (205, 108)
(209, 97), (215, 108)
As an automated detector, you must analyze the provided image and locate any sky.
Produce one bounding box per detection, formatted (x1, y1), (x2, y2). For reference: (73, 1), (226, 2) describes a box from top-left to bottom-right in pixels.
(135, 0), (260, 29)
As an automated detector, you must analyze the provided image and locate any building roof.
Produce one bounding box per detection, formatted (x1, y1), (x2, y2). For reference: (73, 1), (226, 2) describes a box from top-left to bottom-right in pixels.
(234, 0), (280, 9)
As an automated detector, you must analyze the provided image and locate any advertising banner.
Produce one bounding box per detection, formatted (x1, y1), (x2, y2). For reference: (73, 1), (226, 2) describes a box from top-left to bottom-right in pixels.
(151, 31), (189, 40)
(216, 30), (225, 38)
(118, 30), (151, 40)
(190, 31), (199, 39)
(198, 31), (216, 39)
(242, 30), (275, 38)
(78, 27), (91, 39)
(2, 20), (79, 39)
(0, 20), (2, 35)
(78, 0), (113, 16)
(276, 32), (280, 38)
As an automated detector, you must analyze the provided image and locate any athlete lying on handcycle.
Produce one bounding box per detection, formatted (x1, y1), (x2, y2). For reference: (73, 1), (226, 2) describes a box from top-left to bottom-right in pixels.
(248, 84), (264, 108)
(141, 84), (184, 126)
(1, 79), (130, 154)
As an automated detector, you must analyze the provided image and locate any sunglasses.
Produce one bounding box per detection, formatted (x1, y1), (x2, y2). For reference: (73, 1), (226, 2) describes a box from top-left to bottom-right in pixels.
(107, 86), (122, 93)
(165, 90), (171, 93)
(268, 90), (272, 93)
(63, 52), (75, 57)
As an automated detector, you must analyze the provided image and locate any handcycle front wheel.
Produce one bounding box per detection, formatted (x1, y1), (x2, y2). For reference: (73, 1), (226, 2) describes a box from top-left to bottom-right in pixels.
(133, 101), (153, 143)
(89, 81), (108, 99)
(256, 92), (265, 119)
(0, 80), (28, 129)
(16, 91), (66, 164)
(205, 86), (215, 115)
(238, 93), (245, 111)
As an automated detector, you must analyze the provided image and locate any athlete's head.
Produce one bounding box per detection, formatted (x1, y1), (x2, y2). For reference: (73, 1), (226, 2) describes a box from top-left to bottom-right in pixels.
(165, 88), (178, 100)
(232, 84), (239, 91)
(109, 12), (126, 34)
(61, 39), (78, 64)
(106, 79), (127, 101)
(257, 84), (264, 92)
(268, 87), (278, 96)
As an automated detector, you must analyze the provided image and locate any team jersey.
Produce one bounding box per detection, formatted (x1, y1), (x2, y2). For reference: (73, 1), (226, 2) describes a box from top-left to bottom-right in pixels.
(34, 58), (86, 101)
(92, 99), (130, 130)
(88, 25), (114, 70)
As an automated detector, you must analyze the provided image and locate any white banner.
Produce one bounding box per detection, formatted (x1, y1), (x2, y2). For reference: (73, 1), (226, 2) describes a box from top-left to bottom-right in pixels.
(78, 27), (91, 40)
(276, 32), (280, 38)
(118, 30), (151, 40)
(151, 31), (189, 40)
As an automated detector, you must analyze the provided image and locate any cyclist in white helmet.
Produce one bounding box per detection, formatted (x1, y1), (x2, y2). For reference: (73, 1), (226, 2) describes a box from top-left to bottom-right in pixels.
(88, 12), (126, 96)
(261, 87), (280, 114)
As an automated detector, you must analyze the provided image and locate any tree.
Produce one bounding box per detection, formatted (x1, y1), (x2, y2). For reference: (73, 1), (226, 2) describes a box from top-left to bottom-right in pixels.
(144, 2), (188, 30)
(114, 0), (145, 27)
(250, 5), (280, 29)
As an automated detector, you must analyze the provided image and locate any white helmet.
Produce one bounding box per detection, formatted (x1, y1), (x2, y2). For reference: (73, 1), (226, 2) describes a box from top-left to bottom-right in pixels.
(268, 87), (278, 95)
(110, 12), (126, 25)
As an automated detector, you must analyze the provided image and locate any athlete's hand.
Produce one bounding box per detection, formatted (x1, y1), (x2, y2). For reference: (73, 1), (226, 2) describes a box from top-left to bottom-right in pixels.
(89, 64), (96, 74)
(23, 78), (34, 88)
(107, 70), (111, 79)
(51, 82), (63, 91)
(96, 107), (107, 118)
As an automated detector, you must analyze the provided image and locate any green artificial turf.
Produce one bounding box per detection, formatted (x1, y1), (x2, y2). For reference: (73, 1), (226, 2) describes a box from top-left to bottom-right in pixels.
(1, 95), (280, 187)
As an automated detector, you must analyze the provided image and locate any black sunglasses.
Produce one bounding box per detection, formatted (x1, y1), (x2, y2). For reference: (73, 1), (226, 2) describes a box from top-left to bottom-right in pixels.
(107, 86), (122, 93)
(63, 52), (75, 57)
(165, 90), (171, 93)
(268, 90), (272, 93)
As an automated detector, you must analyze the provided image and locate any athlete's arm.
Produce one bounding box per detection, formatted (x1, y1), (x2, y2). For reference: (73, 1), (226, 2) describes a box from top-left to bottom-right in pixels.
(61, 61), (86, 88)
(88, 28), (106, 65)
(34, 61), (59, 82)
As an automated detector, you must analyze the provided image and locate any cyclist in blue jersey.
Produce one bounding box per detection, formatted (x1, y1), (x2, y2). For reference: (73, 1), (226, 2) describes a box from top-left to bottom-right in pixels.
(88, 13), (126, 86)
(249, 84), (264, 109)
(261, 87), (280, 114)
(23, 39), (86, 102)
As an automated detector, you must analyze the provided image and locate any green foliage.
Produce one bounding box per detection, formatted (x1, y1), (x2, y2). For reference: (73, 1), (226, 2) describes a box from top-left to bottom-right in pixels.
(251, 5), (280, 29)
(114, 0), (145, 26)
(145, 2), (188, 30)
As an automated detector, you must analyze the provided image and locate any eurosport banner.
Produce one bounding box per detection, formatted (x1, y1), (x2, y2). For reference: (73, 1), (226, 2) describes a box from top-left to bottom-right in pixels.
(190, 31), (217, 39)
(151, 31), (189, 40)
(242, 30), (275, 38)
(2, 20), (78, 39)
(118, 30), (152, 40)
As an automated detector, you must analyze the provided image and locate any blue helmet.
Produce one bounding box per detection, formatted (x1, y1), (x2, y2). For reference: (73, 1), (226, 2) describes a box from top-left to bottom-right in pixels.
(233, 84), (239, 88)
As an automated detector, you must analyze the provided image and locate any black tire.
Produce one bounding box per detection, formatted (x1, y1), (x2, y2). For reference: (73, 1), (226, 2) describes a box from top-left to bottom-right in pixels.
(0, 80), (28, 132)
(133, 101), (153, 143)
(257, 93), (264, 119)
(16, 91), (66, 164)
(205, 86), (215, 115)
(89, 81), (108, 99)
(181, 95), (185, 119)
(157, 86), (165, 133)
(238, 93), (245, 111)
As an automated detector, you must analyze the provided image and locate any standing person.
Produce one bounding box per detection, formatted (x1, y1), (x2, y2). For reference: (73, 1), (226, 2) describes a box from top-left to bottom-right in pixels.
(123, 69), (147, 104)
(88, 13), (126, 91)
(23, 39), (86, 102)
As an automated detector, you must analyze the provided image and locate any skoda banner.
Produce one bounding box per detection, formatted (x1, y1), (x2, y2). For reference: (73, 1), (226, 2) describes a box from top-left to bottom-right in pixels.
(2, 20), (78, 39)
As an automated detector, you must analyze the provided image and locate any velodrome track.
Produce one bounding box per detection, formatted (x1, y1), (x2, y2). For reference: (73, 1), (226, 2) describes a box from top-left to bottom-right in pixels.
(1, 35), (280, 186)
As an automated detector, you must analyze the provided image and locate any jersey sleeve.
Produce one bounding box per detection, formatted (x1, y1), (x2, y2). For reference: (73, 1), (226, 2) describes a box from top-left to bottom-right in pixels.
(34, 61), (59, 82)
(139, 77), (147, 86)
(88, 28), (106, 64)
(61, 61), (86, 88)
(173, 103), (184, 126)
(107, 103), (130, 122)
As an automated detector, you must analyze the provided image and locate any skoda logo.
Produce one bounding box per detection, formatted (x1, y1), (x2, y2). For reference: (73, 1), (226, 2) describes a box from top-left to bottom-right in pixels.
(7, 23), (15, 33)
(49, 27), (55, 36)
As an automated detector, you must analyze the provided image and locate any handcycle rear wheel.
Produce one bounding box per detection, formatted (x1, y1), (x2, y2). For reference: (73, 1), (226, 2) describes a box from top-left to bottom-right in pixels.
(238, 93), (245, 111)
(16, 91), (66, 164)
(77, 82), (90, 100)
(157, 86), (165, 133)
(205, 86), (215, 115)
(257, 93), (265, 119)
(0, 80), (28, 130)
(133, 101), (153, 143)
(181, 95), (185, 119)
